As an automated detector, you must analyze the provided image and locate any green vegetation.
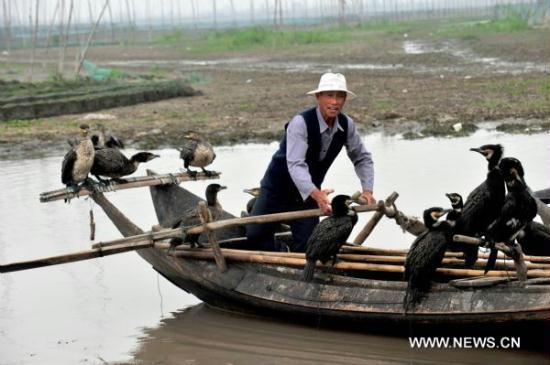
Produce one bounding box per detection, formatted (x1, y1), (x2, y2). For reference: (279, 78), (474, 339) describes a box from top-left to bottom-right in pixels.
(437, 16), (530, 40)
(148, 15), (538, 55)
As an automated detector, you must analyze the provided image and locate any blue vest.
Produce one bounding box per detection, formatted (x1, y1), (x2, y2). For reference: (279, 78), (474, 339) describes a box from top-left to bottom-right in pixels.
(260, 107), (348, 201)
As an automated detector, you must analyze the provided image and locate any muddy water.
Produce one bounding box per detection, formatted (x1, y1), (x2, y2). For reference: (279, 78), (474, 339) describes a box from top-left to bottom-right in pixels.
(0, 132), (549, 364)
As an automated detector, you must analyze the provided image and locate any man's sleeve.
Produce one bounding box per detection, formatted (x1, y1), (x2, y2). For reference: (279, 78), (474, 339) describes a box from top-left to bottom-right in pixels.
(286, 115), (316, 201)
(345, 116), (374, 191)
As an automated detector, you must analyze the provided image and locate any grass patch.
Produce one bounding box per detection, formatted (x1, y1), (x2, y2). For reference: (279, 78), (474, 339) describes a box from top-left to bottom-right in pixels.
(437, 16), (530, 39)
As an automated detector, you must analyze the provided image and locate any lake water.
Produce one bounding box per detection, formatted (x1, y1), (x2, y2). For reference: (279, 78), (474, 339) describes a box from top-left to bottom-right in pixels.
(0, 131), (549, 364)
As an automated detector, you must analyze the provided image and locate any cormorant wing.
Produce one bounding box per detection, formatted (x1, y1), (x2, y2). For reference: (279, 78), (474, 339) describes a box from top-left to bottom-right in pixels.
(61, 148), (77, 185)
(179, 139), (198, 161)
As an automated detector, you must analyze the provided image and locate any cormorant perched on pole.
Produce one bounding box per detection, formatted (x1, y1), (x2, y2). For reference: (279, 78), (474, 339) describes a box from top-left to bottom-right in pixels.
(453, 144), (505, 267)
(92, 124), (125, 149)
(403, 206), (453, 312)
(61, 124), (95, 194)
(178, 131), (216, 178)
(169, 184), (227, 249)
(483, 157), (537, 273)
(302, 195), (358, 282)
(90, 149), (159, 183)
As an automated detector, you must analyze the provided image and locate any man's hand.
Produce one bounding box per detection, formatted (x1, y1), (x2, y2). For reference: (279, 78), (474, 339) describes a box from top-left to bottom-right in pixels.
(361, 190), (376, 205)
(310, 188), (334, 215)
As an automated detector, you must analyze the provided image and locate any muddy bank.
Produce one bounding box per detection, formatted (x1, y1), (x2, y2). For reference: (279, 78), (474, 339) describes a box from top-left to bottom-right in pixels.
(0, 25), (548, 160)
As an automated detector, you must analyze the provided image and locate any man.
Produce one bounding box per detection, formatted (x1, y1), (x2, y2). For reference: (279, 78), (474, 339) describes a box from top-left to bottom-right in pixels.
(247, 72), (375, 252)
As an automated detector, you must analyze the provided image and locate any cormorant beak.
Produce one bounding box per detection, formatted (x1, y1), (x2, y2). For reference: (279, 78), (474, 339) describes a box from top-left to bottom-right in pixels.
(151, 154), (160, 160)
(243, 188), (258, 196)
(469, 147), (484, 155)
(345, 199), (353, 207)
(219, 185), (227, 190)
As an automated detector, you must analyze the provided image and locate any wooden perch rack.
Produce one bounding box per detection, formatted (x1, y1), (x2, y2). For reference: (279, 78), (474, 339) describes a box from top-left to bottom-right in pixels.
(39, 170), (221, 203)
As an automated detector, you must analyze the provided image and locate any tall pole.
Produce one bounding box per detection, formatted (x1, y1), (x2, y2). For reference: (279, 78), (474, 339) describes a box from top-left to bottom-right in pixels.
(29, 0), (40, 82)
(59, 0), (73, 74)
(212, 0), (217, 28)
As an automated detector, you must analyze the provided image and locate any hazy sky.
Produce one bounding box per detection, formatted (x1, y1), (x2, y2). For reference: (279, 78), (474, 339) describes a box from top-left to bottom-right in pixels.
(3, 0), (335, 26)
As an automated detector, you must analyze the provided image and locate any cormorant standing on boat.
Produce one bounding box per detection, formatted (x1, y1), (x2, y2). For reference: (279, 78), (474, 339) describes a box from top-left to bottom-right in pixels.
(302, 195), (357, 282)
(484, 157), (537, 272)
(169, 184), (227, 248)
(403, 207), (453, 312)
(61, 124), (95, 194)
(178, 131), (216, 178)
(241, 187), (261, 217)
(90, 149), (159, 183)
(453, 144), (505, 267)
(517, 221), (550, 256)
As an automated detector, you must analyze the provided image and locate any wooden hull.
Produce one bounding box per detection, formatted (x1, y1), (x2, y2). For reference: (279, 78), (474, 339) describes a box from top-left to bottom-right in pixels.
(98, 173), (550, 326)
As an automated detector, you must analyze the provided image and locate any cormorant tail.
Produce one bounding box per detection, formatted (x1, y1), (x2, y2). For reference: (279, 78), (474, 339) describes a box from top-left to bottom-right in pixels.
(302, 260), (316, 282)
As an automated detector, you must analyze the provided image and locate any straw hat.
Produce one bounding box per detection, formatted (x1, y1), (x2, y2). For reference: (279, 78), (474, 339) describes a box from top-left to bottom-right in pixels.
(306, 72), (357, 98)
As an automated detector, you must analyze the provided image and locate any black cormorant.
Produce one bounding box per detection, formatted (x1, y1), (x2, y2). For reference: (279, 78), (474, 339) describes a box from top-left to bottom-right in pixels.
(61, 124), (95, 193)
(241, 187), (261, 217)
(92, 124), (125, 149)
(90, 149), (159, 183)
(453, 144), (505, 267)
(445, 193), (463, 223)
(178, 131), (216, 178)
(517, 221), (550, 256)
(302, 195), (358, 282)
(484, 157), (537, 272)
(403, 207), (453, 312)
(169, 184), (227, 248)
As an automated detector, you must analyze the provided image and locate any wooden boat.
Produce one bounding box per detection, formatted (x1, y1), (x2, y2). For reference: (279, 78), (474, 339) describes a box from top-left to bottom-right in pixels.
(90, 173), (550, 326)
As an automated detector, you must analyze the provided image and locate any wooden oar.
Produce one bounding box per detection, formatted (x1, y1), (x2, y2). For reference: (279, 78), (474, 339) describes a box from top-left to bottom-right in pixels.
(39, 171), (221, 203)
(0, 240), (153, 273)
(0, 204), (379, 273)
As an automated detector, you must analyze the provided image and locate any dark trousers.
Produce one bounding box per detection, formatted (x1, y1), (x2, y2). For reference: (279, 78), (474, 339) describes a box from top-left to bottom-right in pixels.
(245, 187), (318, 252)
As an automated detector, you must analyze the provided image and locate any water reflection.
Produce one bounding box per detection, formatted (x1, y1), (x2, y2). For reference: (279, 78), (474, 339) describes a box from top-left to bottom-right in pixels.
(125, 304), (549, 365)
(0, 132), (548, 364)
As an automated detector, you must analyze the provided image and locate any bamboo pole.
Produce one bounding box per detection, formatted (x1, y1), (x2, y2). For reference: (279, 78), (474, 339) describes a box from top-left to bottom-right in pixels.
(353, 192), (399, 244)
(0, 240), (152, 273)
(168, 249), (550, 279)
(197, 201), (227, 272)
(155, 245), (550, 271)
(39, 171), (221, 203)
(341, 244), (550, 263)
